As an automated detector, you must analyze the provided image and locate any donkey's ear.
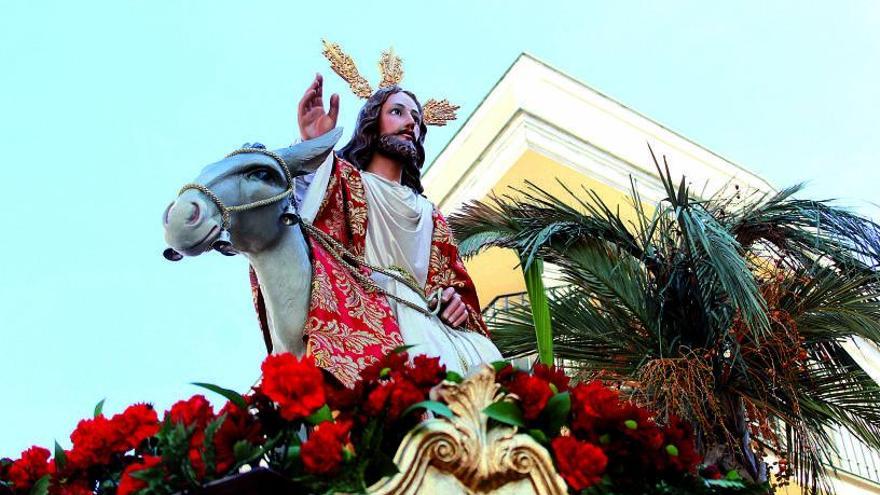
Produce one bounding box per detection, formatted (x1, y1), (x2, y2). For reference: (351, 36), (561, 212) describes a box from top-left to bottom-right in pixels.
(275, 127), (343, 176)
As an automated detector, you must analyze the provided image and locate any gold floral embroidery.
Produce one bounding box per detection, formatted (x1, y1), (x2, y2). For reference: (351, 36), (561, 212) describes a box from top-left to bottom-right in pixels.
(348, 203), (368, 237)
(314, 320), (383, 354)
(325, 354), (368, 388)
(427, 249), (458, 289)
(310, 262), (336, 313)
(344, 165), (366, 199)
(322, 204), (346, 238)
(333, 273), (389, 335)
(309, 346), (331, 369)
(340, 166), (368, 238)
(432, 212), (453, 244)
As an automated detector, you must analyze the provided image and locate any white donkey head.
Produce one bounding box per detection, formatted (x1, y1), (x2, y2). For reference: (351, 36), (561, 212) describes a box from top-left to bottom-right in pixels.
(163, 128), (342, 259)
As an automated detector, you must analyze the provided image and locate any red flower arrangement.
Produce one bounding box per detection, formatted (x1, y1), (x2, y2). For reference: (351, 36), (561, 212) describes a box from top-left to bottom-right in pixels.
(0, 352), (750, 495)
(166, 395), (213, 428)
(491, 363), (707, 493)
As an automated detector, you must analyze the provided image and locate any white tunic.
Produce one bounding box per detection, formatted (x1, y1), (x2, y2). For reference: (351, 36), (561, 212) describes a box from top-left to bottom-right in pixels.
(299, 154), (502, 373)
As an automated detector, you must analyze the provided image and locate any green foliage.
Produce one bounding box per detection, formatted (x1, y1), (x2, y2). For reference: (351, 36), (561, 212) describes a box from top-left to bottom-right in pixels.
(402, 400), (454, 419)
(445, 370), (464, 383)
(191, 382), (248, 410)
(582, 477), (772, 495)
(449, 153), (880, 493)
(53, 441), (66, 472)
(93, 399), (105, 418)
(232, 439), (259, 464)
(28, 475), (49, 495)
(524, 259), (554, 365)
(201, 414), (225, 478)
(154, 418), (199, 488)
(305, 405), (333, 425)
(541, 392), (571, 435)
(483, 401), (525, 427)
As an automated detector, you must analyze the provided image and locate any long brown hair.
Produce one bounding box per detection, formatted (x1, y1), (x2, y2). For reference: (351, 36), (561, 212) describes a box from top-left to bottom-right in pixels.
(337, 86), (428, 194)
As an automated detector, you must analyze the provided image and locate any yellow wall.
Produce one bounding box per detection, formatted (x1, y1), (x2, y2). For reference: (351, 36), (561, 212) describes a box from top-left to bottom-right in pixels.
(465, 149), (644, 308)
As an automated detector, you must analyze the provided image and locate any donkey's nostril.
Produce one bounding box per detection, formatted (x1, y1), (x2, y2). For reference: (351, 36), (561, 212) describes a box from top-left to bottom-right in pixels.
(186, 202), (201, 225)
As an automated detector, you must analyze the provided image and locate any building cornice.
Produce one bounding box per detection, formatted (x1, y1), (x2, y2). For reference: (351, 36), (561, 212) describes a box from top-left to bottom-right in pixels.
(424, 53), (774, 212)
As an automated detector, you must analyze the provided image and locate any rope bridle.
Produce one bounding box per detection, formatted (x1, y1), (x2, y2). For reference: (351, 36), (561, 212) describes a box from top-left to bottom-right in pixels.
(178, 147), (297, 233)
(171, 147), (456, 324)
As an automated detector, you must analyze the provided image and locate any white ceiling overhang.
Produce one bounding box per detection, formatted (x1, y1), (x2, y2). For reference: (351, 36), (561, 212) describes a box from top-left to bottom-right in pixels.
(424, 53), (774, 213)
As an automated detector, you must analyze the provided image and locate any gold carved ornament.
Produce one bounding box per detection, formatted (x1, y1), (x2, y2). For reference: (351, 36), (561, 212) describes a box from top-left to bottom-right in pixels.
(366, 366), (568, 495)
(321, 40), (460, 127)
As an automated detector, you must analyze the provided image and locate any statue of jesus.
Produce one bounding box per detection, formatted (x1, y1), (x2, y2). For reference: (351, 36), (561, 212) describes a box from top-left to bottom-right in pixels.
(249, 72), (502, 386)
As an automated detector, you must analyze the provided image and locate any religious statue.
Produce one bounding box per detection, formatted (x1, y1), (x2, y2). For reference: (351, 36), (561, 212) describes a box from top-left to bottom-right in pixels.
(163, 42), (501, 387)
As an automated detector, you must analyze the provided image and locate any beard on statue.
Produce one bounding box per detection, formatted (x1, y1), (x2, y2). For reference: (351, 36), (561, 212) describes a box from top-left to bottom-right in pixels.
(376, 132), (422, 176)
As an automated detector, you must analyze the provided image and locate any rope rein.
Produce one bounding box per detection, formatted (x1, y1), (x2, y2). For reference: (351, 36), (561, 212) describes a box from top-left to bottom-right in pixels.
(301, 221), (448, 321)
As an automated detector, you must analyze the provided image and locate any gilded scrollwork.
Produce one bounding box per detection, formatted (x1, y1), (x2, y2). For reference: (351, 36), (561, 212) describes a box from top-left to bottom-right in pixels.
(367, 367), (567, 495)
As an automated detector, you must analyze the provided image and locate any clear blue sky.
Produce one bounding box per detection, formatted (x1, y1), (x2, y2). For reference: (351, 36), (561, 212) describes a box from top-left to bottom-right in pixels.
(2, 1), (878, 456)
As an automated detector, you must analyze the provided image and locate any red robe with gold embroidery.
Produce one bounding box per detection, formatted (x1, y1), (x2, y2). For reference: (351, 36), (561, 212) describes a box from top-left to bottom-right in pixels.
(250, 156), (487, 386)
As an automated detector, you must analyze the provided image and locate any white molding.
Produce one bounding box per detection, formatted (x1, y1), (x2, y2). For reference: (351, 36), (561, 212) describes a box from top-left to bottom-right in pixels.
(425, 54), (774, 214)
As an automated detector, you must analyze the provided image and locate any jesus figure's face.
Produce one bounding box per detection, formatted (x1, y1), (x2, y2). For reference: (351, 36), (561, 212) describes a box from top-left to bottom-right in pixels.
(375, 92), (423, 167)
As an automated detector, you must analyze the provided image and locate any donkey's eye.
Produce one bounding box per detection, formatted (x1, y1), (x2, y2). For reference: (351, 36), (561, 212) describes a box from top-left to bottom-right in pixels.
(247, 168), (271, 181)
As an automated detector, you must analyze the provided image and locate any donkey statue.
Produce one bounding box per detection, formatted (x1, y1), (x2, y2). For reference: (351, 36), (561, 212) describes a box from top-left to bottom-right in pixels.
(162, 129), (501, 381)
(163, 130), (344, 357)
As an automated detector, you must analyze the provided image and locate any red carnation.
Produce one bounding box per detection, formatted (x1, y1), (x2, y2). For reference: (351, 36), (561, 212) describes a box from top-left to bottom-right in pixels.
(507, 373), (553, 421)
(187, 431), (209, 480)
(300, 421), (351, 475)
(360, 351), (409, 383)
(7, 446), (53, 491)
(115, 403), (159, 451)
(387, 379), (425, 421)
(65, 403), (159, 472)
(363, 381), (393, 418)
(166, 395), (215, 428)
(68, 415), (121, 468)
(260, 353), (326, 421)
(363, 378), (425, 423)
(406, 355), (446, 390)
(117, 455), (162, 495)
(213, 401), (263, 475)
(165, 396), (217, 480)
(570, 381), (625, 435)
(325, 381), (362, 413)
(551, 436), (607, 491)
(532, 363), (570, 392)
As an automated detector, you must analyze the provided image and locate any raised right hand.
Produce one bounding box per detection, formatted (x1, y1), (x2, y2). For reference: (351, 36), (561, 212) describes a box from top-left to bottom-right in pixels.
(297, 73), (340, 141)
